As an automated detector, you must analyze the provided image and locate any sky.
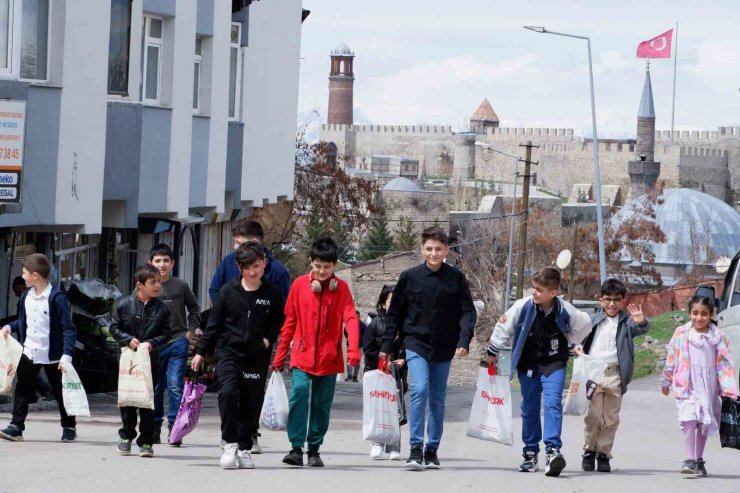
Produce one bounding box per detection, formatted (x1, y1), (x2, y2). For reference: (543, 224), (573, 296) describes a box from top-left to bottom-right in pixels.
(298, 0), (740, 139)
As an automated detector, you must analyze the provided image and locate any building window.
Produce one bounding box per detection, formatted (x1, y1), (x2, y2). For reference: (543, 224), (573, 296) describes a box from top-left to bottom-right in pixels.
(108, 0), (132, 95)
(0, 0), (12, 74)
(193, 37), (201, 112)
(142, 15), (163, 104)
(19, 0), (49, 80)
(228, 22), (241, 120)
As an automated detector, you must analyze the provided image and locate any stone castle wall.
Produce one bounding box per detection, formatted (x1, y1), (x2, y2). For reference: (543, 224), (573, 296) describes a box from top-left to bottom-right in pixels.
(381, 190), (451, 237)
(320, 124), (740, 205)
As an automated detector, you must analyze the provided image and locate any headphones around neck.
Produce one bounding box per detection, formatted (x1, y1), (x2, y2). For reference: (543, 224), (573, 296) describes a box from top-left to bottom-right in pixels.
(310, 272), (338, 293)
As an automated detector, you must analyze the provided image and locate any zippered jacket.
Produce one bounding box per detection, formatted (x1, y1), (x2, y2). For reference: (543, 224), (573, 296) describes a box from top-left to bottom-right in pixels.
(197, 278), (285, 360)
(10, 287), (77, 361)
(661, 322), (737, 399)
(110, 295), (172, 355)
(488, 296), (592, 379)
(582, 310), (650, 394)
(273, 274), (360, 376)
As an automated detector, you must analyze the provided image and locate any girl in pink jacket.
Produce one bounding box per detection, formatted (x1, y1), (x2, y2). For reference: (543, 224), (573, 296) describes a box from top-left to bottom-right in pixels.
(661, 295), (738, 477)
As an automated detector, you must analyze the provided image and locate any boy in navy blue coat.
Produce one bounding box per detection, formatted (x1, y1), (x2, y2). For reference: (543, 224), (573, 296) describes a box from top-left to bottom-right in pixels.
(0, 254), (78, 442)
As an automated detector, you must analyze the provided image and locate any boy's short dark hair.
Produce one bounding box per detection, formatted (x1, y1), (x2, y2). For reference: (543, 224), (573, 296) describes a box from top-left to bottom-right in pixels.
(135, 264), (160, 285)
(310, 237), (339, 263)
(236, 242), (265, 269)
(421, 226), (448, 245)
(531, 266), (561, 290)
(149, 243), (174, 261)
(22, 253), (51, 279)
(600, 278), (627, 297)
(232, 220), (264, 240)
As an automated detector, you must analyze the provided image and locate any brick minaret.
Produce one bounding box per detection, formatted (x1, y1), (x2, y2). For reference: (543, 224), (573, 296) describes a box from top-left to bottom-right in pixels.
(628, 66), (661, 198)
(327, 43), (354, 125)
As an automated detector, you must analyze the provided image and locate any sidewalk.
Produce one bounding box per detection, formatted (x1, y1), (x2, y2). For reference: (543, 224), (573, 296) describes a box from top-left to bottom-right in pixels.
(1, 377), (738, 493)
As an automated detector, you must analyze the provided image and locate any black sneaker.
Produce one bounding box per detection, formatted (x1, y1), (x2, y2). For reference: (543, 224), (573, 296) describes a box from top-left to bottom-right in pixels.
(61, 427), (77, 443)
(167, 424), (181, 447)
(0, 424), (23, 442)
(405, 446), (424, 470)
(681, 459), (697, 474)
(307, 449), (324, 467)
(695, 459), (707, 477)
(596, 454), (611, 472)
(282, 447), (304, 466)
(581, 451), (595, 471)
(424, 447), (440, 469)
(544, 449), (566, 477)
(152, 422), (162, 445)
(139, 444), (154, 458)
(118, 438), (132, 455)
(519, 450), (538, 472)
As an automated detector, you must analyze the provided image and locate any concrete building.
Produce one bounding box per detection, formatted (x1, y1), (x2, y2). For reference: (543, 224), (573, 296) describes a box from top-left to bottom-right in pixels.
(0, 0), (304, 314)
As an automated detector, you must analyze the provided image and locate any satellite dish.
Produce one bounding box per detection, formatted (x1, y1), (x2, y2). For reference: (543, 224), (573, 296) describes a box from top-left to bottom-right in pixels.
(715, 256), (732, 274)
(556, 249), (572, 270)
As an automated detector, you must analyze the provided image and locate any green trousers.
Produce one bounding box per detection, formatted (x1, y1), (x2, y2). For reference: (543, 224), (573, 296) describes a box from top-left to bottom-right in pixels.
(287, 368), (337, 449)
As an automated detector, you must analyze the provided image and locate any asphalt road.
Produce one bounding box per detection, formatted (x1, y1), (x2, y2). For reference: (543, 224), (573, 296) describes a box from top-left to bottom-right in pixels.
(1, 375), (739, 493)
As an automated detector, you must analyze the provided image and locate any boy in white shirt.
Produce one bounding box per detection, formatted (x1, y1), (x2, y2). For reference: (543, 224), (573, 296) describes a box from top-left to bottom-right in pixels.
(0, 254), (78, 442)
(574, 278), (649, 472)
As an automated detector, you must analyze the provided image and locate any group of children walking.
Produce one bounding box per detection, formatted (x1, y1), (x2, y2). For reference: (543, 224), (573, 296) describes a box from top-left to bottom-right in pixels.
(0, 223), (736, 478)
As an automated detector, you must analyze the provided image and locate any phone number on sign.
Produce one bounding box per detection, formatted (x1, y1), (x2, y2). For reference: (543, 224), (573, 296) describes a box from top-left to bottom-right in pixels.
(0, 148), (20, 160)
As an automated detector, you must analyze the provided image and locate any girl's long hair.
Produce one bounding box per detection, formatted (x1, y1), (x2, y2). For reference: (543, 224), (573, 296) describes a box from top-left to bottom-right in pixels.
(376, 284), (396, 315)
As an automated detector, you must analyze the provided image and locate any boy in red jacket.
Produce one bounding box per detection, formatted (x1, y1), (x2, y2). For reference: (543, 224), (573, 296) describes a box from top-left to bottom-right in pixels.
(273, 237), (360, 467)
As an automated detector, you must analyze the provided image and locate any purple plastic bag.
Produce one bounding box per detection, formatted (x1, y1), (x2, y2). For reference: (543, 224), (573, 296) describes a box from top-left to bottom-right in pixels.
(169, 378), (207, 444)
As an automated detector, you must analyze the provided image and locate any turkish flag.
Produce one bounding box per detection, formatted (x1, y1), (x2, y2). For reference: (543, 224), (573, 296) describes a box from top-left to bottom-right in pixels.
(636, 29), (673, 58)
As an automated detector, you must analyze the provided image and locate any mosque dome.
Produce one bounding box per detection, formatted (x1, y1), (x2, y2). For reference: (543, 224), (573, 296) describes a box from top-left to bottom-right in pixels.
(331, 43), (354, 56)
(383, 177), (420, 192)
(611, 188), (740, 265)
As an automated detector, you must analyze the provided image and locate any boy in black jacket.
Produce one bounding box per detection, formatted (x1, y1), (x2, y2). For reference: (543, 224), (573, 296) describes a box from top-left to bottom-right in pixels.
(110, 264), (172, 458)
(192, 242), (285, 470)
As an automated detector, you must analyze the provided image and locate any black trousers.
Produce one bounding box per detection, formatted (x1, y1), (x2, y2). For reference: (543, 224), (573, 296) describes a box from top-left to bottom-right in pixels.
(11, 354), (76, 431)
(250, 347), (272, 434)
(218, 355), (266, 451)
(118, 362), (158, 447)
(119, 407), (155, 447)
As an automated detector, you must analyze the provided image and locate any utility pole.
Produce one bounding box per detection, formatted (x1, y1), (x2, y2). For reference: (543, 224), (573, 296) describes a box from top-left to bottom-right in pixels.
(515, 140), (539, 299)
(568, 221), (577, 304)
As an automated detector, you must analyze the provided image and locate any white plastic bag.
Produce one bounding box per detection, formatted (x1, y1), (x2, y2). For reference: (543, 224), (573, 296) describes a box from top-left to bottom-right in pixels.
(0, 334), (23, 395)
(466, 365), (513, 445)
(62, 363), (91, 417)
(260, 372), (289, 431)
(117, 347), (154, 409)
(362, 368), (401, 444)
(563, 354), (607, 416)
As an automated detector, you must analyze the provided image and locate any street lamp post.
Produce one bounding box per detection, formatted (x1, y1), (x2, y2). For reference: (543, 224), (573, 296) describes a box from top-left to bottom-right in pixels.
(474, 141), (519, 311)
(523, 25), (607, 285)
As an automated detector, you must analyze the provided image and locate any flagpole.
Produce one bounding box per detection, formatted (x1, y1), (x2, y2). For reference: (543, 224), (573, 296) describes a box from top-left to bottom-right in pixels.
(670, 22), (678, 146)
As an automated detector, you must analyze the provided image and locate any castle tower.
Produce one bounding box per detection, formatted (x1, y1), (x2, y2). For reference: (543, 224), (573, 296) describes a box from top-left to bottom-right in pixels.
(327, 43), (355, 125)
(628, 67), (661, 198)
(470, 98), (499, 133)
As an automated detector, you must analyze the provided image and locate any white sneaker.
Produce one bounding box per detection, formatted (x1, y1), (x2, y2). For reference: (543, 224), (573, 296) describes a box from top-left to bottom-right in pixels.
(220, 443), (239, 469)
(237, 450), (256, 469)
(250, 436), (262, 454)
(370, 444), (386, 460)
(388, 450), (401, 461)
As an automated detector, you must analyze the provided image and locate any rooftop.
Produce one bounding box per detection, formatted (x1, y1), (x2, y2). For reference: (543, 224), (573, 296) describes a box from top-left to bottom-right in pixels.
(471, 98), (499, 122)
(331, 42), (354, 56)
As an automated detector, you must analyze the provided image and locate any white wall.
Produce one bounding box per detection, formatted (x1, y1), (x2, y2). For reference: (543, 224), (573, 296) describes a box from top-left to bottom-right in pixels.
(164, 3), (197, 218)
(204, 0), (230, 212)
(53, 1), (111, 233)
(241, 0), (301, 204)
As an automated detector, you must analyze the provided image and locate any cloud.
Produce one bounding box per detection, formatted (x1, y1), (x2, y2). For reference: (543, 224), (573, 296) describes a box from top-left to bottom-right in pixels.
(685, 39), (740, 93)
(592, 49), (642, 76)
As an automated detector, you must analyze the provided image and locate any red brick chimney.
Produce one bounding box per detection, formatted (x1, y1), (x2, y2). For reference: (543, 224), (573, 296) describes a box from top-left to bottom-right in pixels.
(327, 43), (354, 125)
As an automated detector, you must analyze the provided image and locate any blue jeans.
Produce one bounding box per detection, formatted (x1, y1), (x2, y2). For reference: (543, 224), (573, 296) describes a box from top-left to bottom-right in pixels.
(518, 367), (566, 454)
(406, 350), (452, 450)
(154, 335), (190, 425)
